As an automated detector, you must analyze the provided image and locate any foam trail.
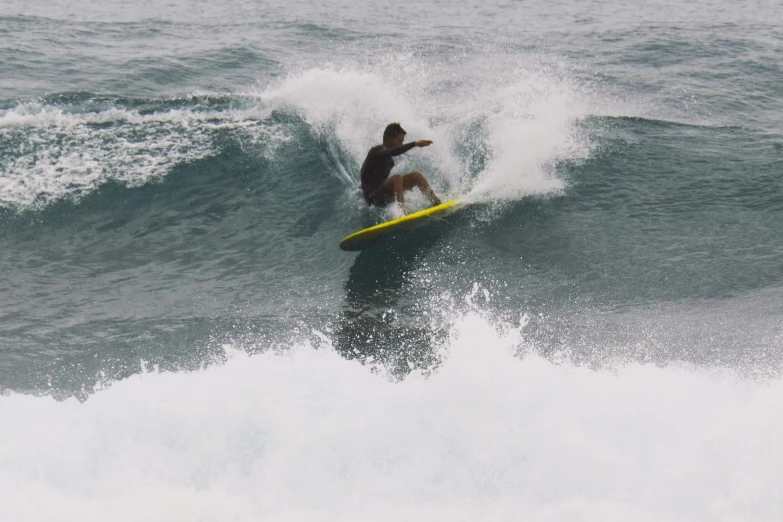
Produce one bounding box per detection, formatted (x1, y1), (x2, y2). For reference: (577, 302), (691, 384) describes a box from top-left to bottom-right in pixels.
(1, 308), (782, 521)
(0, 100), (287, 209)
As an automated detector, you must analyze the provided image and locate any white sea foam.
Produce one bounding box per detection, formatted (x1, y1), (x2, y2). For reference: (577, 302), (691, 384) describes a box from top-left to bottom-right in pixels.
(257, 54), (597, 207)
(459, 71), (589, 203)
(1, 302), (781, 521)
(0, 101), (288, 209)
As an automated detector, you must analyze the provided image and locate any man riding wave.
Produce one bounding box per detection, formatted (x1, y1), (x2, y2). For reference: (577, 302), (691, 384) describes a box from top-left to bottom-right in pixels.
(360, 122), (442, 212)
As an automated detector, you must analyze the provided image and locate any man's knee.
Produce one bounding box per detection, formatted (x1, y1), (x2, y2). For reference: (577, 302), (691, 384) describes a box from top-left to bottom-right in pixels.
(404, 171), (424, 184)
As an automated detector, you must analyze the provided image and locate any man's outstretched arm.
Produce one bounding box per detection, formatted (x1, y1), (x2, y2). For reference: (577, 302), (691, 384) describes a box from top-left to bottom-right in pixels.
(381, 140), (433, 157)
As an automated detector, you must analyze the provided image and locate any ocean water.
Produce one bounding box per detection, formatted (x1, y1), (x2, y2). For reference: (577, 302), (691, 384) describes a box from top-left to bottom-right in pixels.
(1, 0), (782, 519)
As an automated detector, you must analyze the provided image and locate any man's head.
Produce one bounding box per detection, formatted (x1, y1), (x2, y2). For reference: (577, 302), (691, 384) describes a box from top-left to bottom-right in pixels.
(383, 122), (406, 146)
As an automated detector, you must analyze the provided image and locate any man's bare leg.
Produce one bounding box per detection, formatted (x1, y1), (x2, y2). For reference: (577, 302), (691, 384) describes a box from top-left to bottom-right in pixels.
(403, 171), (441, 206)
(383, 174), (405, 207)
(381, 172), (442, 212)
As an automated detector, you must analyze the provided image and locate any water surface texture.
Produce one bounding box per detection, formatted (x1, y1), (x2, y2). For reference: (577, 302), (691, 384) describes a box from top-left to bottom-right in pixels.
(1, 0), (782, 520)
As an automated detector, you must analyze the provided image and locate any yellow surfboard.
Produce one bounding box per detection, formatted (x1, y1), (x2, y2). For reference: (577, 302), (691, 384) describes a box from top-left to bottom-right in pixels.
(340, 200), (462, 251)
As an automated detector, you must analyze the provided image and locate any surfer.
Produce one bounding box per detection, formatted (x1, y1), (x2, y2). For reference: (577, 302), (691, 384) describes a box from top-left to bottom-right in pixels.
(360, 123), (442, 211)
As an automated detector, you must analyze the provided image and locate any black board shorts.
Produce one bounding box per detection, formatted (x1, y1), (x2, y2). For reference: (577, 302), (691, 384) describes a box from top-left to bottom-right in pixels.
(365, 186), (394, 207)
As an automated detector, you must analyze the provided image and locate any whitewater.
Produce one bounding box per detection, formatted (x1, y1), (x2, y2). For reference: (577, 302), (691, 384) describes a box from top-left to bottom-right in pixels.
(3, 306), (782, 522)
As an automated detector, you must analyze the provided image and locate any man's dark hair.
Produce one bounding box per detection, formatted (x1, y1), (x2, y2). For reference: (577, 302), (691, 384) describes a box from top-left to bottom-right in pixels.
(383, 122), (406, 142)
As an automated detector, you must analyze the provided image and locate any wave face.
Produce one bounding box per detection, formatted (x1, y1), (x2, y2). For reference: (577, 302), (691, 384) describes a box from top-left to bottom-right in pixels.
(2, 0), (783, 519)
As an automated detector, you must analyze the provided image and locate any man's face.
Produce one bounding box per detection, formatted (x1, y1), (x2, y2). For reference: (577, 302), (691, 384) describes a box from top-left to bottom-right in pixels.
(393, 133), (405, 146)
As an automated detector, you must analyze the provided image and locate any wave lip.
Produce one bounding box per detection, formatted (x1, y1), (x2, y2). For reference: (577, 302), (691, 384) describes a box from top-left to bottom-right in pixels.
(2, 53), (613, 211)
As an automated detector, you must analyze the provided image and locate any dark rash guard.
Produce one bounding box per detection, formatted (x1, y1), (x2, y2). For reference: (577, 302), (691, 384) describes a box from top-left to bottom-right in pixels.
(360, 142), (417, 204)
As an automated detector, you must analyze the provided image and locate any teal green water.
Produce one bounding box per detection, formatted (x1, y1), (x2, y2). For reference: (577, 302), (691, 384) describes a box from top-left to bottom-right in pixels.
(2, 1), (783, 519)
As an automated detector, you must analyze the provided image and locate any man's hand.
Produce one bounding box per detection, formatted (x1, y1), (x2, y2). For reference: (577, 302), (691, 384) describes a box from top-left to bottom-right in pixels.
(415, 140), (433, 147)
